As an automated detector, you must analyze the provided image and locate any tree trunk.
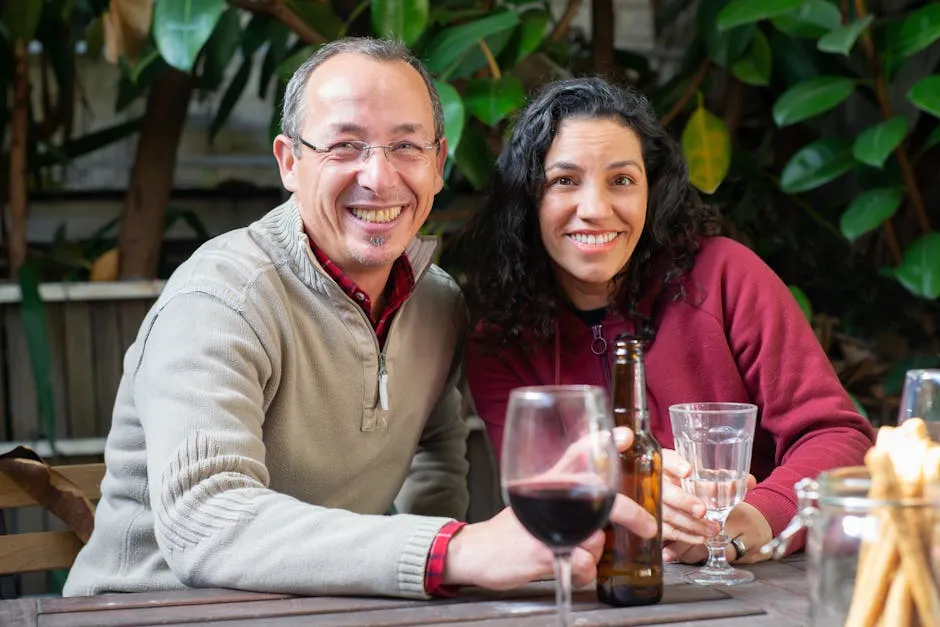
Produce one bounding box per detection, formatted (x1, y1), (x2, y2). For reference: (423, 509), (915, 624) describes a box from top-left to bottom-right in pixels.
(592, 0), (615, 77)
(8, 38), (30, 277)
(117, 67), (194, 279)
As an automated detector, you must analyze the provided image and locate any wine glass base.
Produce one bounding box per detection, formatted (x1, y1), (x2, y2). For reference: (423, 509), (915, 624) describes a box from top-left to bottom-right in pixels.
(683, 567), (755, 587)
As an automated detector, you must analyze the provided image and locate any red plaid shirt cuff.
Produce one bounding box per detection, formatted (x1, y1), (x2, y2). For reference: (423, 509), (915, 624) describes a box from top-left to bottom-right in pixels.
(424, 520), (467, 597)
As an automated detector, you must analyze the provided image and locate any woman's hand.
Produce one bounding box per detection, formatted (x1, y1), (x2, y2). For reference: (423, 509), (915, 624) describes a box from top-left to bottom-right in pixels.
(662, 500), (772, 565)
(660, 449), (718, 544)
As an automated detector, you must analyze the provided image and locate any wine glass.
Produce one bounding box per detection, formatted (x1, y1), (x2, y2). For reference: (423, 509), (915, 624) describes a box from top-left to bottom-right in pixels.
(502, 385), (620, 627)
(668, 402), (757, 586)
(898, 369), (940, 441)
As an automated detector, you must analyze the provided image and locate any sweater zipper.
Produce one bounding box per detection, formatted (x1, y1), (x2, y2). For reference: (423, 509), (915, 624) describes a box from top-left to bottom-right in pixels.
(591, 323), (611, 390)
(378, 352), (389, 411)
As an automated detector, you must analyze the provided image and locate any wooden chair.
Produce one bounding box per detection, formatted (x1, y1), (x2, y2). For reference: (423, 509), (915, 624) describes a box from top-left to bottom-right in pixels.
(0, 462), (104, 576)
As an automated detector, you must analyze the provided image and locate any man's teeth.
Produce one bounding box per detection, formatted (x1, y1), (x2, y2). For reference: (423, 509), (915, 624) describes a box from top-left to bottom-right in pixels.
(350, 207), (403, 223)
(568, 232), (618, 245)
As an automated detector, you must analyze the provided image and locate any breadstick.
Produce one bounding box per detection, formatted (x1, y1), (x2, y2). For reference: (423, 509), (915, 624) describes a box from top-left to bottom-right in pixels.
(882, 570), (913, 627)
(866, 449), (940, 626)
(844, 527), (898, 627)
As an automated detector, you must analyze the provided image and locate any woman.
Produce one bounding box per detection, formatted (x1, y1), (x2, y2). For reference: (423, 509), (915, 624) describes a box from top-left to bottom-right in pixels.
(461, 77), (874, 563)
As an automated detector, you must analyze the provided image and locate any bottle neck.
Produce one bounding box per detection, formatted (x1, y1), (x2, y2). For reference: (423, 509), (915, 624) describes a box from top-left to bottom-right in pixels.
(611, 357), (649, 433)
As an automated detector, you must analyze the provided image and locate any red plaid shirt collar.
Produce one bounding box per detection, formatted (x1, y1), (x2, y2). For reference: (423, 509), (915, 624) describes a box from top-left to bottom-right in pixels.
(308, 238), (415, 347)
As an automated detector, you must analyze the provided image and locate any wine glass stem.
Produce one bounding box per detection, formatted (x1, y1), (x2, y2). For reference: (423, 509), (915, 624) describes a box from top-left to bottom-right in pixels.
(704, 522), (731, 572)
(553, 552), (573, 627)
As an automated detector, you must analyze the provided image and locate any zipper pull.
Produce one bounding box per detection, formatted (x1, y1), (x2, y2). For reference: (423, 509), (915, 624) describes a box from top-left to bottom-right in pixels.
(591, 324), (607, 356)
(378, 353), (389, 411)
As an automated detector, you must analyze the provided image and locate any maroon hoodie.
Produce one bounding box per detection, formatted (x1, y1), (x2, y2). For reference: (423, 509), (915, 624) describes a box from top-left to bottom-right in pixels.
(466, 236), (874, 550)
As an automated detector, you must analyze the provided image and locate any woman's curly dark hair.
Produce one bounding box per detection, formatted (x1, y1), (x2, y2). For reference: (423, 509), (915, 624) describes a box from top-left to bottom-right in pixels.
(458, 77), (718, 346)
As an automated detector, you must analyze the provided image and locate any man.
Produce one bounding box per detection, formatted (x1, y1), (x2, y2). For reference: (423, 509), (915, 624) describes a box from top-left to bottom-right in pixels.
(64, 38), (655, 599)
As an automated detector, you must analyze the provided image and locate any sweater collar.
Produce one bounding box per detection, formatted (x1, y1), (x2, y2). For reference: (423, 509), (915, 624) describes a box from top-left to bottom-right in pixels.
(254, 196), (441, 291)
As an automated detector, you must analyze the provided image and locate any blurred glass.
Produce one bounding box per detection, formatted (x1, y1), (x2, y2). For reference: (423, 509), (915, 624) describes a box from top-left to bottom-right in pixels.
(898, 369), (940, 440)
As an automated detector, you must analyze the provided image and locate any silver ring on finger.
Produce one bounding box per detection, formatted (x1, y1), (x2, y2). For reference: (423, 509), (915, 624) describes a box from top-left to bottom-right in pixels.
(731, 535), (746, 560)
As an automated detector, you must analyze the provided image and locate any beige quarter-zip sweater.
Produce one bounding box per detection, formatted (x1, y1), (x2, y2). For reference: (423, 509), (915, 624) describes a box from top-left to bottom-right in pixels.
(64, 199), (469, 599)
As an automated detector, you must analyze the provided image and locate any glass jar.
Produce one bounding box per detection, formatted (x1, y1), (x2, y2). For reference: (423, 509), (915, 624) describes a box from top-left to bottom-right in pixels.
(768, 466), (940, 626)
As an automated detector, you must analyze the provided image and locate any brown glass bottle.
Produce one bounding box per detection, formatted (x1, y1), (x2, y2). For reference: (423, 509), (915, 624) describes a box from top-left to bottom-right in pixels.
(596, 336), (663, 607)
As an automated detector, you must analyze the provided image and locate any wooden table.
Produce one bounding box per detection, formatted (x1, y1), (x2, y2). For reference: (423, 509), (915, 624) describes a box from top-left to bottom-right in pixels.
(0, 557), (810, 626)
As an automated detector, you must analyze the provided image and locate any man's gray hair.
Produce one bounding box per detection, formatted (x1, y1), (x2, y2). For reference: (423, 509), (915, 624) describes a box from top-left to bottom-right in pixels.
(281, 37), (445, 155)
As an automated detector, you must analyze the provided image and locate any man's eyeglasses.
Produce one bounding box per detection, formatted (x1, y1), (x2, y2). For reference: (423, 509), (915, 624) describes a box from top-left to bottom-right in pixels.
(297, 138), (439, 168)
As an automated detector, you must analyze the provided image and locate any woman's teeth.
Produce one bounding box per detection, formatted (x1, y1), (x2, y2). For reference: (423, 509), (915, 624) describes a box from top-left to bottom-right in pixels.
(350, 207), (403, 223)
(568, 232), (618, 245)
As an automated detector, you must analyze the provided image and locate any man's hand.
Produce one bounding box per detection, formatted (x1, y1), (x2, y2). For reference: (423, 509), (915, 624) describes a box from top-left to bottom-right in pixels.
(442, 493), (657, 590)
(662, 501), (771, 565)
(660, 449), (718, 544)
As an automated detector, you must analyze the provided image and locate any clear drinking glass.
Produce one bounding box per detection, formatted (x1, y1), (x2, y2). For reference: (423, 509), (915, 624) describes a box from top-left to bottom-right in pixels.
(898, 369), (940, 440)
(668, 402), (758, 586)
(502, 385), (620, 627)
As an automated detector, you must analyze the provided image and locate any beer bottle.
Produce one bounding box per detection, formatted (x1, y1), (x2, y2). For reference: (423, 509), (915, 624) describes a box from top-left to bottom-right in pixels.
(597, 335), (663, 606)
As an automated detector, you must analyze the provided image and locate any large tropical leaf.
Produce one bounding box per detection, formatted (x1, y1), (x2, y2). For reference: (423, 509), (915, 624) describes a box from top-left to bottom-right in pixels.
(372, 0), (429, 47)
(434, 80), (465, 158)
(423, 10), (520, 79)
(908, 75), (940, 118)
(890, 3), (940, 59)
(772, 76), (855, 127)
(779, 138), (854, 193)
(210, 56), (251, 140)
(452, 126), (495, 190)
(281, 0), (343, 39)
(700, 0), (755, 68)
(817, 16), (873, 56)
(18, 263), (59, 451)
(731, 30), (771, 86)
(840, 187), (904, 241)
(464, 76), (526, 127)
(852, 117), (908, 168)
(201, 7), (242, 91)
(892, 233), (940, 300)
(500, 8), (551, 67)
(1, 0), (43, 40)
(681, 106), (731, 194)
(153, 0), (228, 72)
(770, 0), (840, 38)
(717, 0), (806, 31)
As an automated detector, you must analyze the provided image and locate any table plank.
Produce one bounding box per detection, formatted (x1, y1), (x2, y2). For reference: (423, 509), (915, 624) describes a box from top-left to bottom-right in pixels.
(0, 597), (38, 626)
(38, 587), (293, 614)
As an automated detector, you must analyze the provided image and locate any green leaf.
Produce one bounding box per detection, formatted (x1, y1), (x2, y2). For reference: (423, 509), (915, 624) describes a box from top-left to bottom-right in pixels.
(424, 10), (520, 78)
(18, 263), (59, 452)
(277, 45), (318, 82)
(849, 394), (868, 420)
(852, 117), (908, 168)
(700, 0), (755, 68)
(452, 125), (495, 190)
(258, 23), (289, 99)
(434, 80), (465, 158)
(817, 15), (873, 56)
(681, 106), (731, 194)
(772, 76), (855, 127)
(464, 76), (526, 127)
(282, 0), (343, 40)
(201, 7), (242, 91)
(770, 0), (840, 38)
(717, 0), (806, 31)
(892, 233), (940, 300)
(923, 125), (940, 154)
(779, 138), (854, 193)
(731, 30), (771, 86)
(768, 29), (819, 85)
(839, 186), (904, 241)
(153, 0), (228, 72)
(891, 3), (940, 59)
(38, 117), (143, 167)
(787, 285), (813, 321)
(372, 0), (429, 46)
(210, 56), (252, 141)
(908, 75), (940, 118)
(1, 0), (43, 40)
(501, 8), (551, 67)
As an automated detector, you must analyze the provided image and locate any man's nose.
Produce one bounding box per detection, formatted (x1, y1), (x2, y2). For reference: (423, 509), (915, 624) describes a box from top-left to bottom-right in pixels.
(356, 147), (398, 192)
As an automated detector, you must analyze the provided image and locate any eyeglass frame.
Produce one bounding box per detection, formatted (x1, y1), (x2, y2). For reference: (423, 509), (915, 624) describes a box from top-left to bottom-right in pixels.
(295, 137), (441, 167)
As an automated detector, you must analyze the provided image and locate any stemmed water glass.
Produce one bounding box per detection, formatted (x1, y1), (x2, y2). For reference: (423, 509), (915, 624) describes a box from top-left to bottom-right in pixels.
(897, 369), (940, 441)
(502, 385), (620, 627)
(668, 402), (757, 586)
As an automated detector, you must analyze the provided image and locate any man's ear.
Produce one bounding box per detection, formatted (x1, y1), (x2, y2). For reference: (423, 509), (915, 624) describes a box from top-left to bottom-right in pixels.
(273, 134), (299, 192)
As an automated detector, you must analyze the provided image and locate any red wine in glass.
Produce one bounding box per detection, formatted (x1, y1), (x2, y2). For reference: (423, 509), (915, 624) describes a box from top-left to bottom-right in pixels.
(507, 481), (615, 549)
